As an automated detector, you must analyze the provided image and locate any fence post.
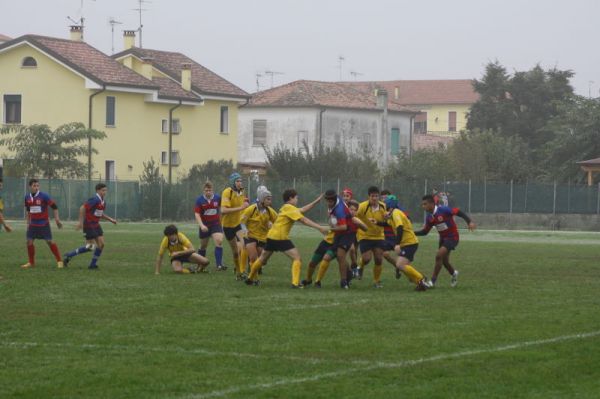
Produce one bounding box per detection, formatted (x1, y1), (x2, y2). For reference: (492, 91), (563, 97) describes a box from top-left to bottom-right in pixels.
(424, 179), (428, 195)
(553, 180), (557, 215)
(597, 182), (600, 215)
(293, 177), (296, 189)
(23, 177), (27, 219)
(114, 179), (118, 220)
(67, 180), (72, 221)
(524, 179), (528, 213)
(320, 176), (324, 222)
(509, 179), (513, 214)
(159, 179), (163, 221)
(468, 179), (472, 214)
(567, 179), (571, 213)
(337, 178), (340, 194)
(483, 177), (487, 213)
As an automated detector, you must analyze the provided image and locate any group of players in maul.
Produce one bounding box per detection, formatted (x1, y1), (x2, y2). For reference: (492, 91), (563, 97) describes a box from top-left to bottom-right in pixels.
(2, 172), (476, 291)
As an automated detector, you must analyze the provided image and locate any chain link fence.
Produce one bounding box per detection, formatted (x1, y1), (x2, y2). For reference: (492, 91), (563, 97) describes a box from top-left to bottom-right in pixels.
(2, 176), (599, 223)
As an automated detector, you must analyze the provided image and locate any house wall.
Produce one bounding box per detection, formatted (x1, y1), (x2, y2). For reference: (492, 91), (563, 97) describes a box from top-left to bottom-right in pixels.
(417, 103), (470, 134)
(0, 44), (240, 181)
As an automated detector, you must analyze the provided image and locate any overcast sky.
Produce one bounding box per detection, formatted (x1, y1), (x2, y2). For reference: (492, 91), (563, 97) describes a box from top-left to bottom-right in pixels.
(1, 0), (598, 96)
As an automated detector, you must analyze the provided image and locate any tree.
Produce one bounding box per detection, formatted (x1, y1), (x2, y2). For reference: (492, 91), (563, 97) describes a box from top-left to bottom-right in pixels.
(182, 159), (235, 187)
(0, 122), (106, 179)
(139, 158), (164, 220)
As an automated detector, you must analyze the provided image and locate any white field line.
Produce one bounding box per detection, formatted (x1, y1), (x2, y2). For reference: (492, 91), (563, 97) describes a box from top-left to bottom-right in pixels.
(177, 330), (600, 399)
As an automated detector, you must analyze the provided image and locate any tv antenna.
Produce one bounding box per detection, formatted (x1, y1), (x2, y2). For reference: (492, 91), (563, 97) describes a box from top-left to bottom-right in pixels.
(108, 17), (123, 54)
(264, 70), (284, 88)
(67, 0), (96, 39)
(255, 72), (263, 92)
(338, 55), (345, 81)
(132, 0), (151, 48)
(350, 71), (364, 80)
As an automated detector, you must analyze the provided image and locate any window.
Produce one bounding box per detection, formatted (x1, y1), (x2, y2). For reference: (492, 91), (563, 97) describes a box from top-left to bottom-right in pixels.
(448, 111), (457, 132)
(252, 119), (267, 146)
(105, 160), (115, 181)
(21, 57), (37, 68)
(3, 95), (22, 124)
(414, 112), (427, 134)
(162, 119), (180, 134)
(220, 106), (229, 133)
(391, 128), (400, 155)
(106, 96), (116, 126)
(161, 151), (180, 166)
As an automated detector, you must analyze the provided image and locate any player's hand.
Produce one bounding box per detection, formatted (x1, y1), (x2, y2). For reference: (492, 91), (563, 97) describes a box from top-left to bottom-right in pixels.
(56, 220), (63, 229)
(394, 244), (400, 253)
(110, 218), (117, 225)
(200, 225), (208, 233)
(3, 223), (12, 233)
(468, 222), (476, 231)
(368, 218), (377, 224)
(319, 226), (329, 235)
(240, 202), (249, 210)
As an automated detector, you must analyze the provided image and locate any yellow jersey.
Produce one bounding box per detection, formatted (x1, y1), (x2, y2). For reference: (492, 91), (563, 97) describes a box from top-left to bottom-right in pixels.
(356, 200), (386, 241)
(267, 203), (304, 241)
(158, 232), (193, 256)
(324, 230), (335, 244)
(387, 209), (418, 247)
(220, 187), (247, 228)
(241, 203), (278, 242)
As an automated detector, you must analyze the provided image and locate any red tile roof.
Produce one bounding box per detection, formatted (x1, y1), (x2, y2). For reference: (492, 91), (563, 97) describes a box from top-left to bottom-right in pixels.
(0, 34), (12, 42)
(345, 80), (478, 105)
(0, 35), (201, 102)
(576, 158), (600, 166)
(113, 47), (249, 99)
(248, 80), (417, 113)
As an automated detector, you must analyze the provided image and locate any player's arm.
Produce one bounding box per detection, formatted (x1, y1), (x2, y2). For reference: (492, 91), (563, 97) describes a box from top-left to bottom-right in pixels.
(195, 211), (208, 232)
(299, 216), (329, 235)
(0, 211), (12, 232)
(352, 216), (368, 231)
(299, 194), (323, 214)
(50, 201), (62, 229)
(453, 208), (476, 231)
(101, 214), (117, 224)
(154, 253), (164, 274)
(414, 221), (432, 236)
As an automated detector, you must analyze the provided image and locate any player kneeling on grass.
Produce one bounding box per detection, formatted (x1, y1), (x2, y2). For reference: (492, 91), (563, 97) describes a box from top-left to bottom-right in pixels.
(246, 189), (328, 288)
(383, 196), (428, 291)
(155, 225), (209, 274)
(415, 194), (476, 287)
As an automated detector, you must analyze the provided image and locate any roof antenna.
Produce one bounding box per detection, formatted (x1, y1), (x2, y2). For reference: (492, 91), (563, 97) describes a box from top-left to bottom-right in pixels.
(350, 71), (364, 80)
(108, 17), (123, 54)
(338, 55), (345, 81)
(255, 72), (263, 92)
(67, 0), (96, 40)
(264, 70), (284, 88)
(132, 0), (151, 48)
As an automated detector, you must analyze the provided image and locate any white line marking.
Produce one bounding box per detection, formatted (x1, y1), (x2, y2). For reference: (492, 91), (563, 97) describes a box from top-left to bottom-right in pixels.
(177, 330), (600, 399)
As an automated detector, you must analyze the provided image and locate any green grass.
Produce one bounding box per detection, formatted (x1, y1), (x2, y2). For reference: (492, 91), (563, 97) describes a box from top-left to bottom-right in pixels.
(1, 222), (600, 398)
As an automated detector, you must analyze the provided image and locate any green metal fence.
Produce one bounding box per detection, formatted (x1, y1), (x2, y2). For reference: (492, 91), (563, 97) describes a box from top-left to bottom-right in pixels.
(2, 176), (599, 223)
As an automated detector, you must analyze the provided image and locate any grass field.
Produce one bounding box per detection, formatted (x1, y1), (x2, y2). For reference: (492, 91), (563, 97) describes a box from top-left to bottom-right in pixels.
(1, 221), (600, 398)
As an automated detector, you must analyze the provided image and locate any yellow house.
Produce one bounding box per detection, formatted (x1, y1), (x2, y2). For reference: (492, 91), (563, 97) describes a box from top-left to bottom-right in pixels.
(0, 28), (249, 182)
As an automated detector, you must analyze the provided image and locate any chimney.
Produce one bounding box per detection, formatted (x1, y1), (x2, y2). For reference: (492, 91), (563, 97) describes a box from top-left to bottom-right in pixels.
(376, 88), (388, 109)
(123, 30), (136, 50)
(141, 57), (153, 80)
(70, 25), (83, 41)
(181, 63), (192, 91)
(394, 86), (399, 100)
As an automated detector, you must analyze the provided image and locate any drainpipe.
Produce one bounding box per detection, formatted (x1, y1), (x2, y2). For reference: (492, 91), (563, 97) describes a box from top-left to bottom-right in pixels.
(168, 100), (182, 185)
(88, 85), (106, 195)
(409, 114), (415, 159)
(318, 108), (326, 149)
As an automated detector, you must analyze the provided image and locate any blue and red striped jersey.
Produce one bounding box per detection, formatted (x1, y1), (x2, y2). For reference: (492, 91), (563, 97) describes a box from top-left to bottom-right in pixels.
(422, 206), (461, 241)
(84, 194), (106, 228)
(329, 196), (356, 235)
(194, 194), (221, 226)
(24, 191), (54, 227)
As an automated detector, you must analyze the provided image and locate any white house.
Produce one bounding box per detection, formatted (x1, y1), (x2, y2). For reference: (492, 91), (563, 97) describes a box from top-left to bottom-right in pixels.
(238, 80), (417, 169)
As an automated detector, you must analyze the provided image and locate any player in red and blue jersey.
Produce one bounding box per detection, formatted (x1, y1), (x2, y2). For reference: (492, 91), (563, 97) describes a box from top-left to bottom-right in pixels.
(194, 181), (225, 270)
(63, 183), (117, 269)
(415, 194), (476, 287)
(21, 179), (64, 269)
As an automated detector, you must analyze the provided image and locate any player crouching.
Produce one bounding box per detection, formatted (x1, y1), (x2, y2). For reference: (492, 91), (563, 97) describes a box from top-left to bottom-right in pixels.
(155, 225), (209, 274)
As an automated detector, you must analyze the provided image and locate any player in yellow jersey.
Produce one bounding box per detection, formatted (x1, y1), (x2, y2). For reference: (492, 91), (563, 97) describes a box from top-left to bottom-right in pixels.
(221, 172), (250, 280)
(155, 225), (209, 274)
(384, 196), (428, 291)
(246, 189), (328, 288)
(0, 178), (12, 233)
(240, 187), (278, 272)
(301, 230), (335, 287)
(355, 186), (388, 288)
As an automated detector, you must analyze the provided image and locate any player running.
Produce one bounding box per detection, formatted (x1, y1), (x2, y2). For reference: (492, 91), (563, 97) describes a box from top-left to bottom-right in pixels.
(21, 179), (63, 269)
(194, 181), (226, 271)
(221, 172), (250, 280)
(63, 183), (116, 269)
(155, 224), (209, 274)
(415, 194), (476, 287)
(246, 189), (327, 288)
(240, 187), (277, 273)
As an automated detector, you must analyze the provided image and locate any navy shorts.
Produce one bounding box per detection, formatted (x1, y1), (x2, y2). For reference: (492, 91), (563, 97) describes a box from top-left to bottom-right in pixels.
(223, 225), (242, 241)
(439, 239), (459, 251)
(399, 244), (419, 262)
(27, 224), (52, 240)
(359, 239), (386, 254)
(383, 236), (397, 251)
(265, 238), (295, 252)
(199, 224), (223, 239)
(313, 239), (333, 256)
(244, 237), (266, 248)
(171, 254), (191, 263)
(331, 233), (356, 252)
(84, 225), (104, 240)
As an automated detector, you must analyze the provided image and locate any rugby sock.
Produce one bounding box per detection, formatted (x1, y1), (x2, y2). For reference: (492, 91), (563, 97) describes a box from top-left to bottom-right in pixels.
(248, 259), (263, 281)
(403, 265), (424, 284)
(89, 248), (103, 268)
(315, 259), (330, 283)
(305, 263), (317, 281)
(181, 268), (191, 274)
(198, 249), (207, 257)
(373, 264), (383, 283)
(214, 247), (222, 266)
(291, 260), (302, 286)
(67, 246), (90, 258)
(240, 248), (249, 273)
(49, 243), (62, 261)
(27, 243), (35, 265)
